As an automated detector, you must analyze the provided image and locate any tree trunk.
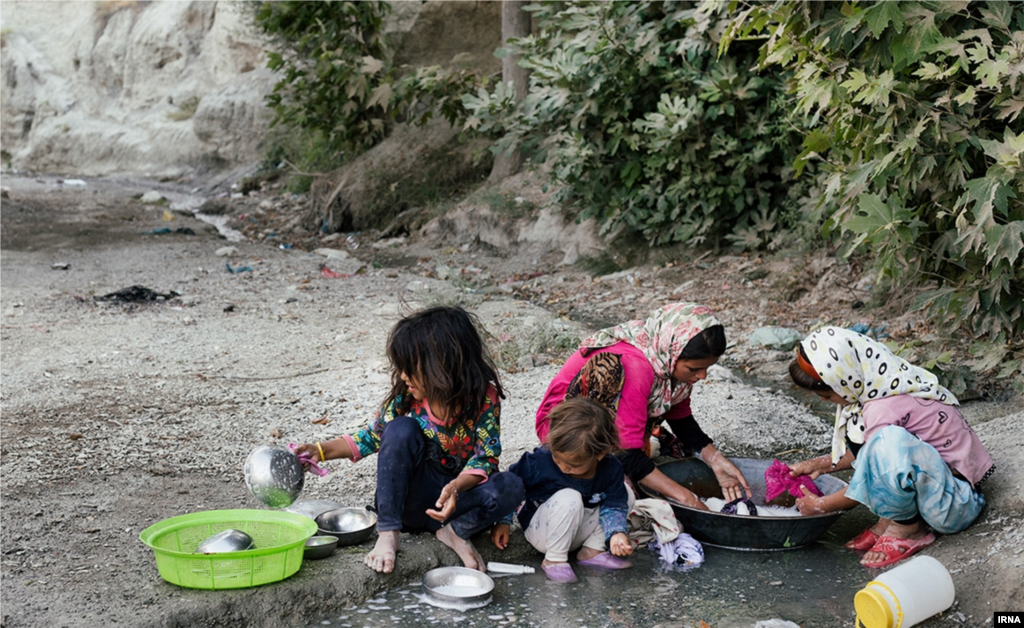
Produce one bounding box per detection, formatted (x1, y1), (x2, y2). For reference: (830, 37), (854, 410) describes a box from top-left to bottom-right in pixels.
(488, 0), (531, 183)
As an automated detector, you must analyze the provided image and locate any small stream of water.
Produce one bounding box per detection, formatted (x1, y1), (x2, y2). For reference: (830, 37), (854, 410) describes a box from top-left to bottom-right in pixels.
(307, 512), (879, 628)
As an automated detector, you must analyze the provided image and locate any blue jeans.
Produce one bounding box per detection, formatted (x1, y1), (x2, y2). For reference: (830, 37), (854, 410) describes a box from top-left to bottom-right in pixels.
(846, 425), (986, 534)
(375, 416), (524, 539)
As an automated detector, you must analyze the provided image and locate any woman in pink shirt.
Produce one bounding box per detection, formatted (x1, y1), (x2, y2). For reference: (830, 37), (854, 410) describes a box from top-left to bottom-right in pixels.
(787, 326), (994, 568)
(535, 303), (752, 512)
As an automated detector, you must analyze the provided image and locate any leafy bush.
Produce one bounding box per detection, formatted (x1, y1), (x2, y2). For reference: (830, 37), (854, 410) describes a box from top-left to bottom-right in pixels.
(253, 1), (487, 159)
(723, 0), (1024, 388)
(461, 1), (813, 249)
(255, 1), (395, 155)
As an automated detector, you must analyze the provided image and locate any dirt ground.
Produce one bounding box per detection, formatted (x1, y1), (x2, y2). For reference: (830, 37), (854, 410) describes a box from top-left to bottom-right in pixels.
(1, 173), (1021, 628)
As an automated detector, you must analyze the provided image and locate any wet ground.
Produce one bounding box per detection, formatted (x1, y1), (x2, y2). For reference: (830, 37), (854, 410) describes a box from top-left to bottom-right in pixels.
(306, 503), (877, 628)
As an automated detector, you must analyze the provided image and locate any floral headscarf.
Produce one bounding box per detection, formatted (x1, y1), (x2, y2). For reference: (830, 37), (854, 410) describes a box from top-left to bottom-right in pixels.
(580, 303), (721, 418)
(801, 326), (957, 465)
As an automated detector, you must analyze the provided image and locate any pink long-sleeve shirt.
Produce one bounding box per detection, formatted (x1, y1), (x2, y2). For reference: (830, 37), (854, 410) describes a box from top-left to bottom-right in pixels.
(535, 341), (691, 450)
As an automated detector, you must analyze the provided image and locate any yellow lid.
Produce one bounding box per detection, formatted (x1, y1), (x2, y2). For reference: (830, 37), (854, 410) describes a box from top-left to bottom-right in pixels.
(855, 587), (895, 628)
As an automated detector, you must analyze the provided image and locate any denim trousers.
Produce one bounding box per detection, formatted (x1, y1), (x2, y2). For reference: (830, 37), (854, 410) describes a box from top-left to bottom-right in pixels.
(375, 415), (524, 539)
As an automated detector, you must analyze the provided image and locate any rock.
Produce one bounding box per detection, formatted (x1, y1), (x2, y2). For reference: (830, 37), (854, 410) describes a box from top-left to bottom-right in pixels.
(706, 364), (740, 382)
(140, 191), (165, 204)
(198, 199), (234, 215)
(191, 68), (275, 164)
(560, 242), (579, 266)
(749, 326), (803, 351)
(314, 248), (349, 260)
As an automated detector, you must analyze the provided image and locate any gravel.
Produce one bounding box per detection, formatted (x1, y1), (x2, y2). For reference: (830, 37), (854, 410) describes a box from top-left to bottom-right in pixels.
(2, 174), (1020, 628)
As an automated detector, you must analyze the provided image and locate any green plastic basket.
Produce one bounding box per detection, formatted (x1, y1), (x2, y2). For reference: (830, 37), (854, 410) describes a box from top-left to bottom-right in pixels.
(139, 509), (317, 590)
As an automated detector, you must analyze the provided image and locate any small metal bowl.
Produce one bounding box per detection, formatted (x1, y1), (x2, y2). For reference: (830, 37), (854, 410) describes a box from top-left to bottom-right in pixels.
(303, 535), (339, 560)
(195, 529), (254, 554)
(284, 500), (345, 522)
(422, 566), (494, 609)
(315, 507), (377, 546)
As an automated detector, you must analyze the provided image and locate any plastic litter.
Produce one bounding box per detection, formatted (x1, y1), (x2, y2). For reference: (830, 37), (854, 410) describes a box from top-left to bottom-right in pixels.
(486, 562), (534, 575)
(855, 555), (954, 628)
(226, 263), (253, 273)
(141, 227), (195, 235)
(94, 286), (179, 303)
(320, 265), (352, 279)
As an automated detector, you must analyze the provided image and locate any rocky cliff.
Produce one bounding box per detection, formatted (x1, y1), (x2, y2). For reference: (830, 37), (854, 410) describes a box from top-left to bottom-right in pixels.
(0, 0), (502, 179)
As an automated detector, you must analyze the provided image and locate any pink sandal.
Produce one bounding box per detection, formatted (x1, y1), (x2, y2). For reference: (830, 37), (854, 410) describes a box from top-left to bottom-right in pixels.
(845, 527), (881, 551)
(542, 562), (578, 583)
(578, 552), (632, 570)
(862, 532), (936, 568)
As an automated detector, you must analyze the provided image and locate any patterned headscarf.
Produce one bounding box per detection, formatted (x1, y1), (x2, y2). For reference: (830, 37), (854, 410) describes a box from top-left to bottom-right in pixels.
(800, 326), (957, 465)
(580, 303), (722, 418)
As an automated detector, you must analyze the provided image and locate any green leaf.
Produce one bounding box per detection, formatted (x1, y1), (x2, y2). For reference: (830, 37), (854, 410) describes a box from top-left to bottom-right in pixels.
(979, 2), (1013, 31)
(863, 2), (906, 38)
(984, 221), (1024, 266)
(845, 194), (910, 236)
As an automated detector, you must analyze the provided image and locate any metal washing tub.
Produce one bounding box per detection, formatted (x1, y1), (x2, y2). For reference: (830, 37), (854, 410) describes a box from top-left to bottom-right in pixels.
(643, 457), (847, 551)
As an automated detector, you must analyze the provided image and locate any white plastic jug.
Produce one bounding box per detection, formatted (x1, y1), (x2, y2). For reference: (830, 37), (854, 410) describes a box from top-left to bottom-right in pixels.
(854, 555), (955, 628)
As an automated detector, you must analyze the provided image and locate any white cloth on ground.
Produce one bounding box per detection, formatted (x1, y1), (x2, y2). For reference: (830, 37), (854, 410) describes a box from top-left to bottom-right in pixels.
(648, 533), (704, 570)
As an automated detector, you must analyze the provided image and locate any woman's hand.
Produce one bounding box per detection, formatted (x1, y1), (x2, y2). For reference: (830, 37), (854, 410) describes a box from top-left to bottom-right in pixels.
(427, 481), (460, 522)
(491, 523), (510, 550)
(702, 445), (752, 502)
(609, 532), (633, 557)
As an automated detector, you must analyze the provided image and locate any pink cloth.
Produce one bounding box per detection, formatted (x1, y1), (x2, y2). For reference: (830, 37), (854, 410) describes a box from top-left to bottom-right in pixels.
(288, 443), (330, 477)
(764, 459), (822, 502)
(535, 342), (691, 450)
(862, 395), (993, 486)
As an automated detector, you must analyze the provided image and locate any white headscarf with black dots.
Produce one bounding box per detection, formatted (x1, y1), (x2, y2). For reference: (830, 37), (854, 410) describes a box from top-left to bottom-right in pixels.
(801, 326), (957, 465)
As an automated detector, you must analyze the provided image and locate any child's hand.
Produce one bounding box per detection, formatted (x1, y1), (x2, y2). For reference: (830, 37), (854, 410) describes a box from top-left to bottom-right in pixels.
(795, 485), (829, 515)
(788, 459), (824, 480)
(426, 482), (459, 522)
(491, 523), (510, 550)
(292, 443), (319, 469)
(609, 532), (633, 557)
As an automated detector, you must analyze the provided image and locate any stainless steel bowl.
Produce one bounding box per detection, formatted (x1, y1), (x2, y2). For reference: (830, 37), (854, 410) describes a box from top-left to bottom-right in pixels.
(422, 566), (494, 609)
(284, 499), (344, 522)
(303, 535), (339, 560)
(244, 445), (305, 508)
(195, 529), (254, 554)
(315, 507), (377, 546)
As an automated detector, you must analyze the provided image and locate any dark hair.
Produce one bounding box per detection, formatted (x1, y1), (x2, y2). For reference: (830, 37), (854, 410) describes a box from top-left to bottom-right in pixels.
(788, 344), (833, 393)
(384, 306), (504, 426)
(679, 324), (726, 360)
(546, 397), (619, 460)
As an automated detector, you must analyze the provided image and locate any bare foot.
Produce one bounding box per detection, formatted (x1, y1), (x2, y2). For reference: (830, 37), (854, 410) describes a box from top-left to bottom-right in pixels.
(435, 524), (485, 572)
(365, 530), (400, 573)
(576, 547), (602, 562)
(861, 520), (928, 566)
